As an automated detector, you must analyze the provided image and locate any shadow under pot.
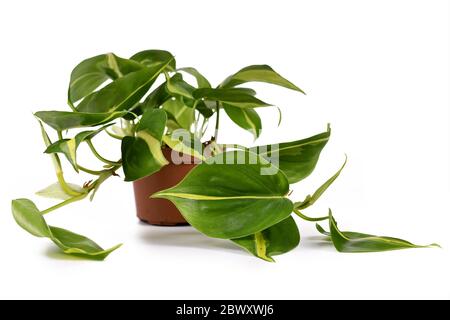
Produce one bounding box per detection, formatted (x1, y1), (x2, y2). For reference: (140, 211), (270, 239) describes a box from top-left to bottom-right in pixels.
(132, 147), (198, 226)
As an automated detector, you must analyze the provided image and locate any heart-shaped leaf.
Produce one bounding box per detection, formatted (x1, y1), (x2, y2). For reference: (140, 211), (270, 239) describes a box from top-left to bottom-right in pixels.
(130, 49), (176, 71)
(193, 88), (270, 109)
(68, 53), (144, 104)
(220, 64), (305, 94)
(12, 199), (121, 260)
(122, 109), (168, 181)
(232, 216), (300, 262)
(316, 210), (440, 253)
(223, 103), (262, 140)
(35, 111), (127, 131)
(152, 151), (293, 239)
(255, 125), (331, 184)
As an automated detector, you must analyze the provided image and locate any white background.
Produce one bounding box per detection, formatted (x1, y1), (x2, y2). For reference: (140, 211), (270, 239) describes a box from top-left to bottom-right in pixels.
(0, 0), (448, 299)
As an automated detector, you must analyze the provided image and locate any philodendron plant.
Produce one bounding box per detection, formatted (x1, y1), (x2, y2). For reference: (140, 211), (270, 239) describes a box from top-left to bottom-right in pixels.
(11, 50), (438, 261)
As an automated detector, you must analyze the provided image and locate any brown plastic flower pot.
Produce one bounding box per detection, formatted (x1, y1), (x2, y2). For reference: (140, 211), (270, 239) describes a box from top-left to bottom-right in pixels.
(132, 147), (197, 226)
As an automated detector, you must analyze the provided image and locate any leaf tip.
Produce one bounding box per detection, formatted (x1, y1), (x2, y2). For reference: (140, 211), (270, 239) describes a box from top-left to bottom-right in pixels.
(110, 243), (124, 251)
(260, 255), (275, 263)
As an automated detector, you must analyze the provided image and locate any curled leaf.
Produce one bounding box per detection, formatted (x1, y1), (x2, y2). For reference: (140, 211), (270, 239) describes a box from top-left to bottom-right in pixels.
(11, 199), (121, 260)
(220, 64), (305, 94)
(76, 62), (171, 113)
(68, 53), (143, 104)
(35, 111), (126, 131)
(130, 49), (176, 71)
(193, 88), (271, 109)
(316, 210), (440, 253)
(294, 155), (346, 209)
(256, 126), (331, 183)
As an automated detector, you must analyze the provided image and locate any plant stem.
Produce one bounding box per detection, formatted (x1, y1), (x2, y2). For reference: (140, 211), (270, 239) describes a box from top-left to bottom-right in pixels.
(40, 123), (82, 197)
(193, 101), (200, 139)
(86, 140), (121, 166)
(56, 171), (84, 197)
(57, 130), (63, 140)
(105, 129), (123, 140)
(41, 193), (88, 215)
(200, 117), (208, 139)
(214, 101), (220, 142)
(67, 99), (77, 112)
(293, 209), (329, 222)
(78, 165), (106, 176)
(42, 163), (121, 215)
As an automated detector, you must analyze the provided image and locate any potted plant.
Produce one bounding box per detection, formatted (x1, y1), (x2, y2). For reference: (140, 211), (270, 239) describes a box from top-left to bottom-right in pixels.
(11, 50), (438, 261)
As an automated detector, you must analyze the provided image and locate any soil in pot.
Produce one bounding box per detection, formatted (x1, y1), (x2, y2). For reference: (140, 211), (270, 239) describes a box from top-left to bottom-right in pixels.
(132, 147), (199, 226)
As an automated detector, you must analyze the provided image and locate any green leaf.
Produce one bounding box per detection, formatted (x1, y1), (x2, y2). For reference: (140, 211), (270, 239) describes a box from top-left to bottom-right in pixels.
(196, 101), (215, 118)
(162, 98), (194, 130)
(178, 67), (211, 88)
(121, 109), (168, 181)
(162, 133), (205, 161)
(11, 199), (120, 260)
(12, 199), (51, 237)
(130, 49), (176, 71)
(294, 156), (347, 210)
(185, 98), (214, 119)
(316, 222), (381, 239)
(77, 57), (173, 113)
(35, 111), (127, 131)
(317, 210), (440, 253)
(256, 125), (331, 184)
(166, 74), (195, 99)
(223, 103), (262, 140)
(220, 64), (305, 94)
(38, 121), (85, 198)
(68, 53), (143, 104)
(38, 121), (63, 174)
(44, 124), (111, 172)
(48, 226), (121, 260)
(152, 151), (293, 239)
(36, 182), (84, 200)
(193, 88), (271, 109)
(135, 108), (167, 141)
(121, 137), (167, 181)
(140, 73), (184, 112)
(232, 216), (300, 262)
(141, 80), (171, 111)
